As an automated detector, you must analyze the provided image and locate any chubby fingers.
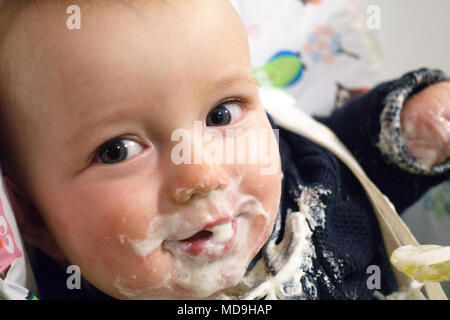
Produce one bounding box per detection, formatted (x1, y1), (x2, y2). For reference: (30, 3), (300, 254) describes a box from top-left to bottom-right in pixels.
(401, 81), (450, 166)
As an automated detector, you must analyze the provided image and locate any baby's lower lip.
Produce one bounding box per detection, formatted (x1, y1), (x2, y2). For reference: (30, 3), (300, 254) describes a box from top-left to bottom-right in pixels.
(180, 219), (237, 258)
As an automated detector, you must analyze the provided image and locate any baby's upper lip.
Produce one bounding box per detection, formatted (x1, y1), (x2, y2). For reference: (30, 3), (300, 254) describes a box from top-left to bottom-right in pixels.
(176, 199), (251, 241)
(201, 216), (234, 231)
(178, 214), (236, 242)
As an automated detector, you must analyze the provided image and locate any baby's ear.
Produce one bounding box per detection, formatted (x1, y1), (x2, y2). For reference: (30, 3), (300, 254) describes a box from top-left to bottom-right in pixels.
(3, 176), (66, 261)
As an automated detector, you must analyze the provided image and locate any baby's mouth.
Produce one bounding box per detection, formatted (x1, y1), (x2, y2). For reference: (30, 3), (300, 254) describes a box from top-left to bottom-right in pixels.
(178, 218), (238, 258)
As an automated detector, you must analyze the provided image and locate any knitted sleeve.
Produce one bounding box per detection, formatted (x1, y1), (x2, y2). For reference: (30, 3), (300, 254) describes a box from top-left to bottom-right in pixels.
(316, 68), (450, 213)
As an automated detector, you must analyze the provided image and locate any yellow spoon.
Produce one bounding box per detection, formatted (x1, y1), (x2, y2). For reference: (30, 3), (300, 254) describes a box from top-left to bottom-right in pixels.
(391, 245), (450, 283)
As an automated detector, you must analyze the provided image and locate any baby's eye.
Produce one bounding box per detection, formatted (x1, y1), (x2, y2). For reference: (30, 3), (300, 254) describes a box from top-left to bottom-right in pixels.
(96, 139), (144, 164)
(206, 101), (243, 126)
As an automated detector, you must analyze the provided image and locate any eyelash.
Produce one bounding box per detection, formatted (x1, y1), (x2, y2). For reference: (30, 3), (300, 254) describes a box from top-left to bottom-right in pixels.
(214, 96), (250, 117)
(205, 96), (250, 127)
(217, 97), (248, 108)
(90, 135), (147, 165)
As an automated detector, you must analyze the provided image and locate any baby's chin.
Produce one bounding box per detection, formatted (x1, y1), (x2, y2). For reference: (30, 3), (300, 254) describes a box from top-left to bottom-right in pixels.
(108, 263), (247, 300)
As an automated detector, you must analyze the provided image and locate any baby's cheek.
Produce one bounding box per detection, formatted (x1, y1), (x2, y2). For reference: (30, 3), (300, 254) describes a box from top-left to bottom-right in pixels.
(113, 248), (175, 297)
(88, 194), (155, 248)
(56, 195), (175, 298)
(48, 179), (160, 273)
(242, 157), (282, 209)
(87, 240), (174, 298)
(238, 160), (282, 245)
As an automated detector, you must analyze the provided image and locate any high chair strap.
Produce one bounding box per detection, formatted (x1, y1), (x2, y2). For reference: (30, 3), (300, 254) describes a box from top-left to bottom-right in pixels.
(261, 88), (448, 300)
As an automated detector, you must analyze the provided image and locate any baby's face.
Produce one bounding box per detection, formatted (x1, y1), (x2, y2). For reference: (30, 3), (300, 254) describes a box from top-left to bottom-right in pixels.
(2, 0), (281, 299)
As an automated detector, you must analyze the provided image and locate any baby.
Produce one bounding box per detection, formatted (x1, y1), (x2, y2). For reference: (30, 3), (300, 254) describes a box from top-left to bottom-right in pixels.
(0, 0), (448, 300)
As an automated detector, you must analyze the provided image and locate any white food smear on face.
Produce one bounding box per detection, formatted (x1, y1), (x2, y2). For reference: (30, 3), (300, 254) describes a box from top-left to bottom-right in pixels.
(207, 220), (234, 242)
(113, 176), (271, 299)
(165, 209), (266, 298)
(219, 184), (333, 300)
(113, 270), (172, 299)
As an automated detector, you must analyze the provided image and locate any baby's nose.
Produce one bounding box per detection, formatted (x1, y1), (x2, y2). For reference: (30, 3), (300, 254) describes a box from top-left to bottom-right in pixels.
(169, 164), (229, 203)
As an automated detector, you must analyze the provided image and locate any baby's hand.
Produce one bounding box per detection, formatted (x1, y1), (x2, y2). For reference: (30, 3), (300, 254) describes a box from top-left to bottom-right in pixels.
(401, 82), (450, 166)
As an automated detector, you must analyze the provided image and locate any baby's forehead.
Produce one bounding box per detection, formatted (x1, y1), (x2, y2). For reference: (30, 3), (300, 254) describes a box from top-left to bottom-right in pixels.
(6, 3), (242, 91)
(2, 0), (252, 139)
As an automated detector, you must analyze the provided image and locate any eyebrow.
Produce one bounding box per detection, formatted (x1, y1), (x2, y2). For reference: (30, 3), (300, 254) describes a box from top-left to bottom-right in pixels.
(67, 101), (134, 151)
(208, 72), (259, 90)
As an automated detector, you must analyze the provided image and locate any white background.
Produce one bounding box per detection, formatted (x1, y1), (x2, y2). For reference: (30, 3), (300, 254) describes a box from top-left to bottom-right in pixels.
(360, 0), (450, 78)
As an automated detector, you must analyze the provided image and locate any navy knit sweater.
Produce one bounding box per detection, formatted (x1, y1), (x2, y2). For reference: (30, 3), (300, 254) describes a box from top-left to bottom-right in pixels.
(245, 68), (450, 300)
(30, 68), (450, 300)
